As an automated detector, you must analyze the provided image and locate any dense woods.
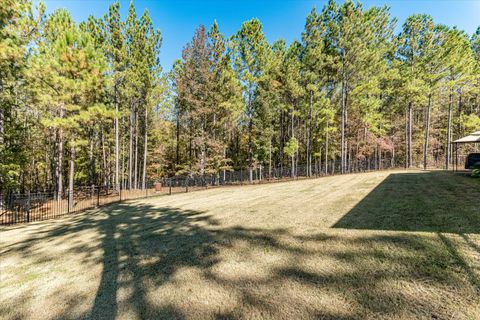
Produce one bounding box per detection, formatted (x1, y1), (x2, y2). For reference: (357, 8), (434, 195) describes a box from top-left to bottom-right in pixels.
(1, 0), (479, 193)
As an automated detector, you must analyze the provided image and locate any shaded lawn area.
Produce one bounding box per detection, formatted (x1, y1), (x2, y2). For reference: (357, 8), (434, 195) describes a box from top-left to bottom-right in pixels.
(333, 170), (480, 233)
(0, 170), (479, 320)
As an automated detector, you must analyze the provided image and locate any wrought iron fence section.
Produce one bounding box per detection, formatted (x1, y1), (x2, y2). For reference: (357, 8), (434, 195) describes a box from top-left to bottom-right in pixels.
(1, 158), (404, 225)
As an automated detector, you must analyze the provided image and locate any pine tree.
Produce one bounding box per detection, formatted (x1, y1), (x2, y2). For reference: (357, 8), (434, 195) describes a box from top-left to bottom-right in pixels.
(28, 9), (106, 200)
(174, 25), (212, 174)
(208, 21), (242, 180)
(442, 27), (475, 168)
(105, 1), (126, 191)
(396, 14), (434, 168)
(322, 0), (394, 172)
(230, 18), (271, 182)
(283, 41), (304, 177)
(0, 0), (42, 192)
(302, 7), (326, 176)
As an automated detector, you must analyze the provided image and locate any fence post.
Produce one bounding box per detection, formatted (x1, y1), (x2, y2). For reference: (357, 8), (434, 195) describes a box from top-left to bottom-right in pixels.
(119, 187), (122, 202)
(186, 178), (189, 193)
(169, 179), (172, 195)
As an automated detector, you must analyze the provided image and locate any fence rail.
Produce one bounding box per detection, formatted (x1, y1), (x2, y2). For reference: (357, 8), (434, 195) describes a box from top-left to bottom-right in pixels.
(1, 157), (401, 225)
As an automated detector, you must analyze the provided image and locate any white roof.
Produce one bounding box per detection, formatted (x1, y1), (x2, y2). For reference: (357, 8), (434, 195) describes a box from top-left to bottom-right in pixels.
(453, 131), (480, 143)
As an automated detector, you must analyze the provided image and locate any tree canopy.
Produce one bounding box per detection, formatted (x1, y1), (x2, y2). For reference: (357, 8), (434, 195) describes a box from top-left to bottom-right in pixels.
(1, 0), (479, 192)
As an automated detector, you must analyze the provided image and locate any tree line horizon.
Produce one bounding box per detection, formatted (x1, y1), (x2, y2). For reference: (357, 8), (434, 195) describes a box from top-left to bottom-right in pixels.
(1, 0), (479, 194)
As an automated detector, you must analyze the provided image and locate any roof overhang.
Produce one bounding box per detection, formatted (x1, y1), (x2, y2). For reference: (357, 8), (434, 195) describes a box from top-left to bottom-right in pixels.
(453, 131), (480, 144)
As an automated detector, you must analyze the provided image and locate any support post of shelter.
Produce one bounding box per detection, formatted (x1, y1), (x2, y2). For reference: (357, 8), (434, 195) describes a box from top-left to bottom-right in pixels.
(451, 131), (480, 172)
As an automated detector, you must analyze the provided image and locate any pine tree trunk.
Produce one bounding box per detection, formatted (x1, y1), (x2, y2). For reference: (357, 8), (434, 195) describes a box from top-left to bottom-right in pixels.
(142, 106), (148, 190)
(68, 145), (75, 211)
(248, 116), (253, 182)
(200, 116), (206, 175)
(101, 128), (107, 186)
(53, 129), (58, 197)
(268, 142), (272, 179)
(0, 105), (3, 147)
(446, 92), (453, 170)
(114, 93), (119, 191)
(457, 92), (463, 138)
(280, 110), (284, 175)
(408, 102), (413, 168)
(223, 147), (226, 181)
(347, 142), (351, 173)
(291, 104), (295, 178)
(128, 108), (133, 189)
(213, 113), (216, 141)
(423, 94), (431, 170)
(340, 81), (346, 173)
(134, 109), (138, 189)
(392, 145), (395, 167)
(57, 105), (64, 200)
(291, 153), (295, 178)
(248, 85), (253, 183)
(176, 110), (180, 165)
(325, 120), (329, 175)
(405, 107), (408, 168)
(121, 131), (125, 190)
(296, 115), (299, 176)
(379, 146), (382, 170)
(307, 91), (313, 177)
(46, 146), (51, 191)
(188, 129), (192, 169)
(89, 132), (94, 186)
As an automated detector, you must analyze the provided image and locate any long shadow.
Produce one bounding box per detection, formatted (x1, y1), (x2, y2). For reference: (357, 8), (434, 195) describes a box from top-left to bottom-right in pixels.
(89, 207), (119, 320)
(0, 202), (219, 319)
(3, 182), (480, 319)
(333, 171), (480, 234)
(86, 203), (220, 319)
(438, 233), (480, 292)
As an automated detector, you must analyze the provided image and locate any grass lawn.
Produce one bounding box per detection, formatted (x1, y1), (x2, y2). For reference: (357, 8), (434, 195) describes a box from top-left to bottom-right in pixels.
(1, 170), (479, 320)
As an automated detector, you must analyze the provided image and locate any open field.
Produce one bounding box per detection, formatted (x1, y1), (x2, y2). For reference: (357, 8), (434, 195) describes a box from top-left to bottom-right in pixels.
(1, 170), (479, 320)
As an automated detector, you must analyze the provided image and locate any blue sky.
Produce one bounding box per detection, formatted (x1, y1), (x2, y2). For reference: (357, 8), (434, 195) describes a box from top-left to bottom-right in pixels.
(43, 0), (480, 71)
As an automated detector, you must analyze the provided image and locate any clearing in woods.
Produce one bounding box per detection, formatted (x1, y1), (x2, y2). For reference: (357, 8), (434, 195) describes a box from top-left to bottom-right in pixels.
(1, 170), (479, 319)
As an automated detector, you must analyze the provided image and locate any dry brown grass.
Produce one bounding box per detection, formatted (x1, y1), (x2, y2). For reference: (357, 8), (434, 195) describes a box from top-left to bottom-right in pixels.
(1, 170), (479, 319)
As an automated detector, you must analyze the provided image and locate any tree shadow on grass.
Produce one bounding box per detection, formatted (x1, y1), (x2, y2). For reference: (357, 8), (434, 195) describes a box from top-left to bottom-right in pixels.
(333, 171), (480, 234)
(2, 191), (480, 319)
(74, 203), (220, 319)
(1, 203), (219, 319)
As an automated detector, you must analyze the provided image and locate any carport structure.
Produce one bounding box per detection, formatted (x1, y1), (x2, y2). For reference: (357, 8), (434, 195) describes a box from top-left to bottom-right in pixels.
(452, 130), (480, 172)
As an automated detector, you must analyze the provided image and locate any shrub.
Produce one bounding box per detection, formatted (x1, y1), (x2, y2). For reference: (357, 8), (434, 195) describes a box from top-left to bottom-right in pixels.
(472, 164), (480, 178)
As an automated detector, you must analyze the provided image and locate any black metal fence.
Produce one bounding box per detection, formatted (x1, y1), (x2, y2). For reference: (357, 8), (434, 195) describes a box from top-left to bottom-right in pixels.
(1, 157), (401, 225)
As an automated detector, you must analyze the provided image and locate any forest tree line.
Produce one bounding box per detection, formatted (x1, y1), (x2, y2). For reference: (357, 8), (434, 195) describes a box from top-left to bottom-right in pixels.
(1, 0), (479, 193)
